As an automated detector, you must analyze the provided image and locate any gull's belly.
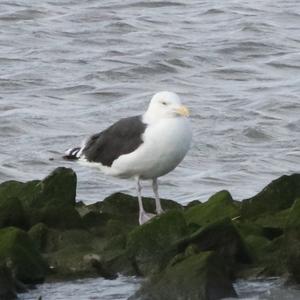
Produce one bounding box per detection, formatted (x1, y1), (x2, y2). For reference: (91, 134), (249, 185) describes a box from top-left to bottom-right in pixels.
(113, 118), (192, 179)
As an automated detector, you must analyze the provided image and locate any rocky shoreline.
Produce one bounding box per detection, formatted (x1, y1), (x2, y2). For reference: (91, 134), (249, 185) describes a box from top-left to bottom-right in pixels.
(0, 167), (300, 299)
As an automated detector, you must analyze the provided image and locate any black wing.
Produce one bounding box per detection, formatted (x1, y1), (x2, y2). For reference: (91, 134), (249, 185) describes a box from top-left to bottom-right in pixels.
(82, 116), (147, 167)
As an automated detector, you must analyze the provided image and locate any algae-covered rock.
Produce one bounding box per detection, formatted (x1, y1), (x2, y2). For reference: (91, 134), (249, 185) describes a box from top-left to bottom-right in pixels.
(0, 168), (81, 229)
(31, 204), (82, 230)
(0, 265), (17, 300)
(0, 197), (27, 229)
(42, 229), (117, 280)
(130, 251), (237, 300)
(81, 211), (111, 231)
(178, 218), (251, 273)
(36, 167), (77, 207)
(185, 190), (240, 226)
(282, 198), (300, 282)
(127, 210), (188, 276)
(258, 236), (287, 277)
(253, 209), (289, 230)
(0, 227), (47, 283)
(101, 234), (134, 276)
(88, 192), (182, 225)
(241, 174), (300, 219)
(244, 235), (271, 261)
(28, 223), (49, 252)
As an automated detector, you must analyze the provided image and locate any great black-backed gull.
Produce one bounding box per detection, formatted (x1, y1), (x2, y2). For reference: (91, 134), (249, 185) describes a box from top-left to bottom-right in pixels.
(64, 91), (192, 224)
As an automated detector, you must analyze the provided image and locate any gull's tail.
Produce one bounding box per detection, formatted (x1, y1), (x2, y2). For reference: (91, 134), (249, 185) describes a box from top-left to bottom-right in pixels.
(63, 147), (82, 160)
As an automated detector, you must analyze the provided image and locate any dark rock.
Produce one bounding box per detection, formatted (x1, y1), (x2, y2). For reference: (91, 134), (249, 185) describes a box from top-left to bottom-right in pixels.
(0, 197), (27, 229)
(31, 204), (82, 230)
(43, 229), (115, 280)
(100, 233), (135, 276)
(126, 210), (188, 276)
(178, 218), (252, 274)
(0, 227), (47, 284)
(258, 236), (287, 277)
(130, 251), (237, 300)
(28, 223), (49, 252)
(185, 200), (201, 209)
(36, 167), (77, 207)
(88, 192), (183, 225)
(81, 211), (110, 229)
(283, 198), (300, 282)
(241, 174), (300, 219)
(185, 190), (240, 227)
(0, 168), (81, 229)
(253, 209), (289, 231)
(88, 258), (118, 280)
(0, 265), (17, 300)
(244, 235), (271, 261)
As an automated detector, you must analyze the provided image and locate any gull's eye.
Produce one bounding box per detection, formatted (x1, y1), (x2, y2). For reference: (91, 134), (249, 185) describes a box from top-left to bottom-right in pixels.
(161, 101), (167, 105)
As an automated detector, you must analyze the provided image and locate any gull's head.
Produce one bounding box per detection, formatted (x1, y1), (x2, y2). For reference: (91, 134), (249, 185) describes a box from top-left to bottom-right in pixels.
(145, 91), (190, 122)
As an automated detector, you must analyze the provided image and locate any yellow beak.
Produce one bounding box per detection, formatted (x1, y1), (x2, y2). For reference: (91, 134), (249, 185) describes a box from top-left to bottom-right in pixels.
(176, 105), (190, 117)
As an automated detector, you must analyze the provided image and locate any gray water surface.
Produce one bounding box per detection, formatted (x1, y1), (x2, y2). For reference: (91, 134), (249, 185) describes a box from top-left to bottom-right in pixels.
(1, 0), (300, 299)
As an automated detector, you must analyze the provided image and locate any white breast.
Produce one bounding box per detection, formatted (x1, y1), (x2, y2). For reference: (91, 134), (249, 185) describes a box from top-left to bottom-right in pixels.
(111, 117), (192, 179)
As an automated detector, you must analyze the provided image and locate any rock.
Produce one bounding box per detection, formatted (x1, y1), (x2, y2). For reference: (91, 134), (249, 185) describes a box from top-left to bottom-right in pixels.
(126, 210), (188, 276)
(100, 233), (134, 276)
(257, 236), (286, 277)
(235, 221), (265, 239)
(244, 235), (271, 261)
(30, 204), (82, 230)
(253, 209), (289, 231)
(84, 255), (118, 280)
(178, 218), (251, 274)
(241, 174), (300, 219)
(185, 200), (201, 209)
(283, 198), (300, 282)
(36, 167), (77, 207)
(0, 168), (82, 229)
(0, 227), (47, 283)
(130, 251), (237, 300)
(88, 192), (183, 225)
(28, 223), (49, 252)
(0, 197), (27, 229)
(81, 211), (133, 237)
(184, 190), (240, 227)
(0, 265), (17, 300)
(43, 229), (115, 280)
(81, 211), (111, 231)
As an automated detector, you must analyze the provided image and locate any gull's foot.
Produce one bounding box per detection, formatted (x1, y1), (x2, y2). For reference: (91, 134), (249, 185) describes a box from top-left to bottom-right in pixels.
(139, 211), (156, 225)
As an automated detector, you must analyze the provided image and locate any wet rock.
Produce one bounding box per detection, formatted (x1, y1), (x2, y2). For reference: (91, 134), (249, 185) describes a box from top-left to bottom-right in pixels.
(257, 235), (286, 277)
(0, 227), (47, 284)
(0, 265), (17, 300)
(0, 197), (27, 229)
(244, 235), (271, 261)
(253, 209), (289, 231)
(28, 223), (49, 252)
(178, 218), (252, 274)
(130, 251), (237, 300)
(43, 229), (115, 280)
(81, 211), (111, 231)
(36, 167), (77, 207)
(31, 204), (82, 230)
(84, 255), (117, 280)
(126, 210), (188, 276)
(0, 168), (82, 229)
(283, 198), (300, 282)
(241, 174), (300, 219)
(88, 192), (182, 225)
(185, 199), (201, 209)
(185, 190), (240, 227)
